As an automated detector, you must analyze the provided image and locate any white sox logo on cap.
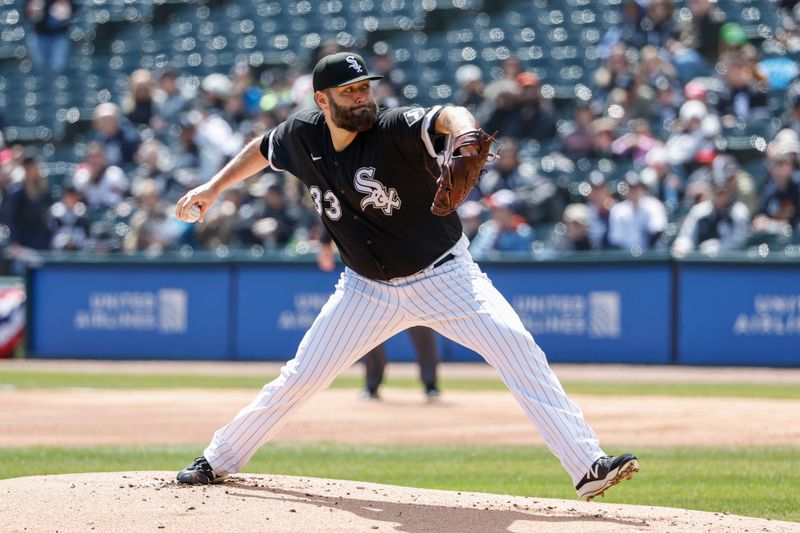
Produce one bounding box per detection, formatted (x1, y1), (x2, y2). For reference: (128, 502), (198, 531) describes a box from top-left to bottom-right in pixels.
(346, 55), (363, 73)
(312, 52), (383, 92)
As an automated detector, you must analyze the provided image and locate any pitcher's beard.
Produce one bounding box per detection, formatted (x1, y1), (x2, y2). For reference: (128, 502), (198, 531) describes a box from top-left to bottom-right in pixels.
(329, 98), (378, 132)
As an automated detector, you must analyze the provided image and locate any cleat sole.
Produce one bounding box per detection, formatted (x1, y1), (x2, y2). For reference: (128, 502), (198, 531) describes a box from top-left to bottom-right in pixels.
(582, 459), (639, 502)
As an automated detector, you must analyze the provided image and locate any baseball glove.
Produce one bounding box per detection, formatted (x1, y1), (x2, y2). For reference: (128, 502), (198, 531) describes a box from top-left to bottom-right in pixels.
(431, 129), (497, 216)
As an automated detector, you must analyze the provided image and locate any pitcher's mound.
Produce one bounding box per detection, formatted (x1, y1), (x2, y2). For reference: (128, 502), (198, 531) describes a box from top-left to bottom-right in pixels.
(0, 472), (793, 532)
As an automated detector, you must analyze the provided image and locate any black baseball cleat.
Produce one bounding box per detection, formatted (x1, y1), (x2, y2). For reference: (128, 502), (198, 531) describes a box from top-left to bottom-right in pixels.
(176, 456), (228, 485)
(360, 389), (381, 401)
(424, 385), (441, 402)
(575, 454), (639, 501)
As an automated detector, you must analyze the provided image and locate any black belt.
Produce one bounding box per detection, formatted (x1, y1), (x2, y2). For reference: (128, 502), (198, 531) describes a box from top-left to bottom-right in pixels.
(433, 253), (455, 269)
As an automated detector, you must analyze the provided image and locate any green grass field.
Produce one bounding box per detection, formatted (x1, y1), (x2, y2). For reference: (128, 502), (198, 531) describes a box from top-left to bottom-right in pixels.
(1, 367), (799, 522)
(0, 443), (798, 522)
(2, 370), (799, 399)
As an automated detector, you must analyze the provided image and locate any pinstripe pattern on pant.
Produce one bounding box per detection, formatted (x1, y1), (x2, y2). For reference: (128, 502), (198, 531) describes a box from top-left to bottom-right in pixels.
(203, 235), (605, 486)
(401, 258), (604, 484)
(205, 271), (408, 475)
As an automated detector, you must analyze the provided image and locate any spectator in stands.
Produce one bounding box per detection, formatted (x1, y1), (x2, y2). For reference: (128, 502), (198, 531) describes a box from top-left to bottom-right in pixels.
(515, 174), (565, 226)
(92, 103), (141, 167)
(6, 151), (51, 252)
(230, 63), (264, 118)
(154, 68), (188, 131)
(49, 185), (89, 251)
(715, 52), (770, 125)
(587, 117), (619, 159)
(558, 101), (598, 159)
(585, 172), (616, 250)
(484, 56), (523, 99)
(649, 75), (681, 133)
(782, 79), (800, 137)
(608, 172), (668, 251)
(479, 138), (562, 224)
(664, 100), (719, 172)
(194, 188), (246, 251)
(599, 0), (648, 58)
(672, 0), (725, 81)
(604, 73), (655, 121)
(470, 189), (534, 259)
(775, 8), (800, 54)
(752, 151), (800, 236)
(454, 64), (485, 113)
(200, 73), (231, 114)
(72, 141), (129, 213)
(259, 73), (295, 118)
(718, 22), (749, 57)
(687, 153), (759, 215)
(369, 50), (404, 109)
(123, 69), (156, 127)
(131, 138), (181, 202)
(180, 106), (242, 184)
(552, 203), (592, 251)
(683, 79), (708, 104)
(0, 148), (17, 232)
(482, 80), (521, 141)
(478, 138), (534, 194)
(683, 178), (713, 211)
(24, 0), (74, 75)
(457, 200), (485, 241)
(672, 170), (750, 255)
(223, 88), (248, 130)
(239, 179), (305, 250)
(171, 115), (202, 187)
(593, 44), (635, 105)
(123, 178), (183, 253)
(639, 46), (679, 90)
(374, 81), (401, 109)
(611, 119), (663, 165)
(640, 146), (683, 213)
(642, 0), (679, 48)
(741, 44), (770, 91)
(509, 72), (557, 143)
(767, 128), (800, 174)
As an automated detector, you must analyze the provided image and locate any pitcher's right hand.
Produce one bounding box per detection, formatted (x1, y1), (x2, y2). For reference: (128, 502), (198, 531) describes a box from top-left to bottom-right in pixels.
(175, 184), (218, 223)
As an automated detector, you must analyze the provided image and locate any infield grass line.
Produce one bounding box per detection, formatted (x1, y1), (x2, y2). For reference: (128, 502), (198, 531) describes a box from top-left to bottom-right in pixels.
(0, 370), (799, 398)
(0, 444), (797, 522)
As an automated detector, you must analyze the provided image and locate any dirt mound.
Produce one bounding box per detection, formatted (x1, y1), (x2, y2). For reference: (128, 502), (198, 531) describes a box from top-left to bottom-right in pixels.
(0, 472), (794, 532)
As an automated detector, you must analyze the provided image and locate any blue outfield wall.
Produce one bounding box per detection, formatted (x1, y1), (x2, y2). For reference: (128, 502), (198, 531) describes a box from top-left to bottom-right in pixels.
(678, 263), (800, 367)
(29, 264), (232, 359)
(444, 263), (672, 364)
(24, 257), (800, 366)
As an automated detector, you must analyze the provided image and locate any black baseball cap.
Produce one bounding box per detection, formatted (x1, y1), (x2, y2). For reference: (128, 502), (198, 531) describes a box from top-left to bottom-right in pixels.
(312, 52), (383, 92)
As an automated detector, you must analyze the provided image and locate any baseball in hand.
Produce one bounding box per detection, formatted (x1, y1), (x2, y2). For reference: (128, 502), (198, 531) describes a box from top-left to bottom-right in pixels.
(186, 204), (202, 222)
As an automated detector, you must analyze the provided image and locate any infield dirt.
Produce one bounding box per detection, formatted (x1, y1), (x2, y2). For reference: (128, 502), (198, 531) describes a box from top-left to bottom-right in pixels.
(2, 472), (798, 533)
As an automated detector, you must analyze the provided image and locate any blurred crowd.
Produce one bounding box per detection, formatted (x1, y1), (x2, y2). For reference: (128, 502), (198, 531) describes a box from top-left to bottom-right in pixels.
(3, 0), (800, 264)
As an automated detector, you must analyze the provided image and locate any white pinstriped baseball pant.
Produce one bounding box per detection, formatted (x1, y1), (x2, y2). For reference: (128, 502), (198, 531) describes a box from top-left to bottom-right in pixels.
(204, 235), (606, 485)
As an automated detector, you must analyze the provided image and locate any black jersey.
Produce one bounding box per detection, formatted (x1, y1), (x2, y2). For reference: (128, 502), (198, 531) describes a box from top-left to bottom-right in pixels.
(260, 105), (463, 281)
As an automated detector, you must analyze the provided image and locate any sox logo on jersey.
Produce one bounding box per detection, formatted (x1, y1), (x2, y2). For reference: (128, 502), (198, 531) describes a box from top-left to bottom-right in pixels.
(354, 167), (401, 215)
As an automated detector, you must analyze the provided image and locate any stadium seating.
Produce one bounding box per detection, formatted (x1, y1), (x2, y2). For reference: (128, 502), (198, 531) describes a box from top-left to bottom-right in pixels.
(0, 0), (796, 255)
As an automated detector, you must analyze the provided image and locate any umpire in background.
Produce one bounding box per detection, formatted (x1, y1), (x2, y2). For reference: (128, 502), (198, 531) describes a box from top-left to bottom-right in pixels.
(318, 229), (440, 400)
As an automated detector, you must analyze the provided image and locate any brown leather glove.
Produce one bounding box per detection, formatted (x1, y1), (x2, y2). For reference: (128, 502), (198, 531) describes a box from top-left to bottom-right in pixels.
(431, 129), (497, 216)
